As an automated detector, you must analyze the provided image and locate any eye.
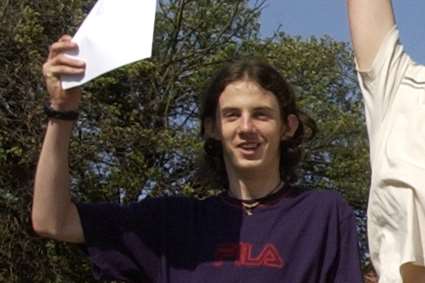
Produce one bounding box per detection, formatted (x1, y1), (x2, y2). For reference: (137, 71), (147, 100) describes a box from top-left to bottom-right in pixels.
(222, 111), (239, 120)
(254, 111), (271, 120)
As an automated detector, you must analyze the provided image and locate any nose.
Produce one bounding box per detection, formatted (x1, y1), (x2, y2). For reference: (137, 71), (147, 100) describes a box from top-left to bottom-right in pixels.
(239, 114), (256, 134)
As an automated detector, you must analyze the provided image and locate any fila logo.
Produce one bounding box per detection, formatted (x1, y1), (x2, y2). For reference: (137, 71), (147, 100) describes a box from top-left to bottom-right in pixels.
(213, 242), (285, 268)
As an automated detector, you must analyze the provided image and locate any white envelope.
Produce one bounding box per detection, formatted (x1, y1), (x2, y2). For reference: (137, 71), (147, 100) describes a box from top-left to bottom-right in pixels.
(62, 0), (157, 90)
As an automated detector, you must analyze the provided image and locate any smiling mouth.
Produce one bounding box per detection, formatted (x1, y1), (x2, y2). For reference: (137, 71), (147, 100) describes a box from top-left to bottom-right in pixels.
(238, 143), (261, 153)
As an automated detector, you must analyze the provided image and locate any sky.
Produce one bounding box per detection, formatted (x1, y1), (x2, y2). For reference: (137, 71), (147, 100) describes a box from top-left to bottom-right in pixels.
(257, 0), (425, 64)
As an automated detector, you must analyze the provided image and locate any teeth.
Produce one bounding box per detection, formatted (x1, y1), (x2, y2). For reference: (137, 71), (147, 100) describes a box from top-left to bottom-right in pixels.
(241, 144), (258, 149)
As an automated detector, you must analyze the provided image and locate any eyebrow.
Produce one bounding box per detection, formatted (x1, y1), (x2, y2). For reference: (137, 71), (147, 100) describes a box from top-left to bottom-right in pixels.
(253, 106), (275, 112)
(220, 106), (275, 113)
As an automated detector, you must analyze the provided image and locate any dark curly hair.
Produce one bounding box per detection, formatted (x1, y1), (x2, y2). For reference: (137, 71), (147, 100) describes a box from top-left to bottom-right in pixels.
(197, 58), (317, 189)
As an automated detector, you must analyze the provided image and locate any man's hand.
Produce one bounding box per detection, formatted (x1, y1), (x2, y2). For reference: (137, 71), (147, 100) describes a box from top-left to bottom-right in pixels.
(42, 35), (85, 111)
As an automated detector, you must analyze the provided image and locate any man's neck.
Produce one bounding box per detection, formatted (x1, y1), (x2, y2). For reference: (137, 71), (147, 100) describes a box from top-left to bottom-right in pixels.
(226, 168), (282, 200)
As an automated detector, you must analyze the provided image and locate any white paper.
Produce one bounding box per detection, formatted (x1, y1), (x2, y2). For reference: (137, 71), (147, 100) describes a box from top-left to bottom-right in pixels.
(62, 0), (157, 90)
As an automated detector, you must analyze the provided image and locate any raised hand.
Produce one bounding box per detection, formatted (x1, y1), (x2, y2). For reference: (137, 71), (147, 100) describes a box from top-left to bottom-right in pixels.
(42, 35), (85, 111)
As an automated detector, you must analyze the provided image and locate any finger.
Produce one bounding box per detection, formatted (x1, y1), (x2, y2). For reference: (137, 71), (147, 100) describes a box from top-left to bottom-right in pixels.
(51, 54), (85, 68)
(59, 34), (73, 42)
(44, 65), (85, 79)
(50, 65), (85, 76)
(48, 41), (78, 60)
(48, 41), (78, 59)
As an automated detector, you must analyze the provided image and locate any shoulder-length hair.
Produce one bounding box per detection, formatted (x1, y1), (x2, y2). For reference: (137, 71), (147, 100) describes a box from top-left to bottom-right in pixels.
(197, 58), (317, 189)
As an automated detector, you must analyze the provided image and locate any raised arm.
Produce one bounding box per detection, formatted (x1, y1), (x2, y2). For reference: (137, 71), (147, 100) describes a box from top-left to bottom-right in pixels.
(32, 35), (86, 243)
(347, 0), (396, 70)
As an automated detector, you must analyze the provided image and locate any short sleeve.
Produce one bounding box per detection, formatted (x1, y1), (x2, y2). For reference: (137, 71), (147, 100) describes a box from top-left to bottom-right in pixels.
(356, 26), (412, 139)
(76, 198), (164, 282)
(333, 207), (363, 283)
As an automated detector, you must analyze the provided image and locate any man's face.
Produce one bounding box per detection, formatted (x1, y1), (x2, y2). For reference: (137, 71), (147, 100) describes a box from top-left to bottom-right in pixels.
(208, 80), (297, 175)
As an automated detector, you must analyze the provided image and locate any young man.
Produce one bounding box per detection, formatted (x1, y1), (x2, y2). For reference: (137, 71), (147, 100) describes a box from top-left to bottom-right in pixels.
(33, 35), (362, 282)
(348, 0), (425, 282)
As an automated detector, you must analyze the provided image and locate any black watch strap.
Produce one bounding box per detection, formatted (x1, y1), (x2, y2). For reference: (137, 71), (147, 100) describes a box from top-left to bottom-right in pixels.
(43, 102), (79, 121)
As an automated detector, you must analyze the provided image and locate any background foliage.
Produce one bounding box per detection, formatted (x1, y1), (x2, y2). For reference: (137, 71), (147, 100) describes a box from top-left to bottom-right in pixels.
(0, 0), (371, 281)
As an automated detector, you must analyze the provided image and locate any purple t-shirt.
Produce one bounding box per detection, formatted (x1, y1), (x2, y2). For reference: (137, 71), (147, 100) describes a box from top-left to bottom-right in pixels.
(77, 187), (362, 283)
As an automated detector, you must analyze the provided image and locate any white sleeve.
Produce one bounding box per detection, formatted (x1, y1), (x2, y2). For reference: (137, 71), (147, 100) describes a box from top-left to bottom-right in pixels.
(356, 26), (412, 139)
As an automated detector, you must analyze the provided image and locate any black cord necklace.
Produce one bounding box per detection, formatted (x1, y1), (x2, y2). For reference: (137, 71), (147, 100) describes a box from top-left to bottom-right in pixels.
(228, 181), (285, 215)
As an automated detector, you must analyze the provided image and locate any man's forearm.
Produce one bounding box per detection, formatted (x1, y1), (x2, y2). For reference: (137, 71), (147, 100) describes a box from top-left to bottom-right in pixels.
(32, 120), (74, 237)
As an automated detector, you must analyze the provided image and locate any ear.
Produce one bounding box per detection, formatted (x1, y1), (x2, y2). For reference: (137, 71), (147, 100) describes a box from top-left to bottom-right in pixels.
(281, 114), (299, 141)
(204, 118), (220, 140)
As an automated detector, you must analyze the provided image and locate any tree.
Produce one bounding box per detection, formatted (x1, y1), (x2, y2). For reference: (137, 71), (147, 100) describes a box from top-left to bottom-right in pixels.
(0, 0), (370, 281)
